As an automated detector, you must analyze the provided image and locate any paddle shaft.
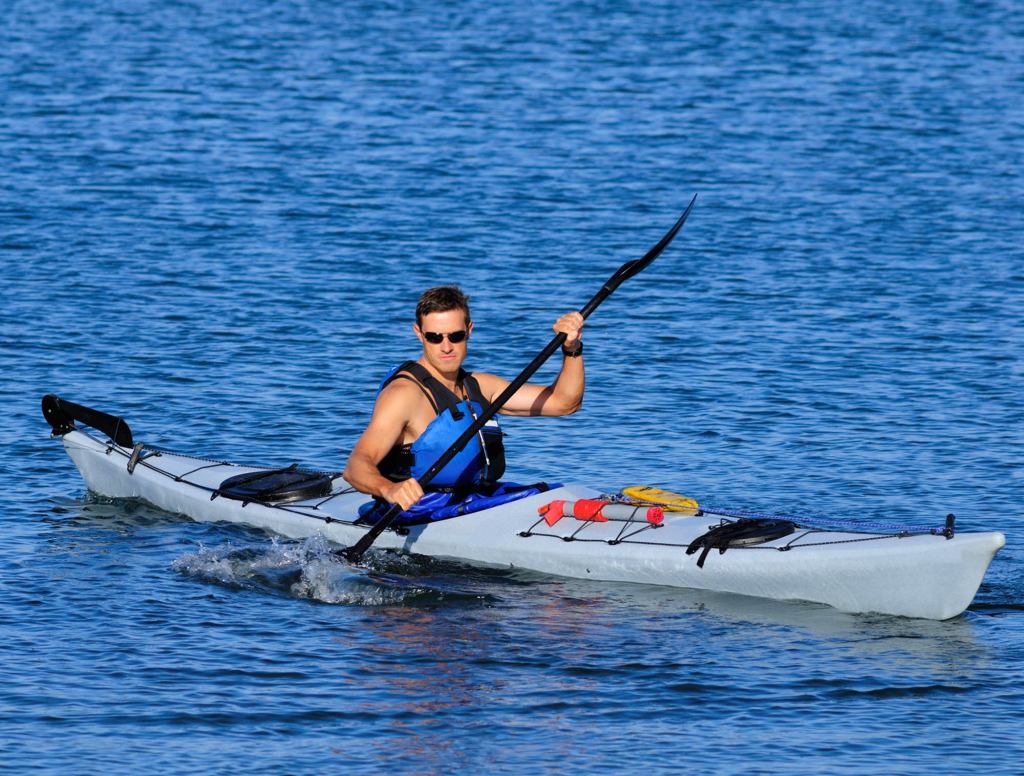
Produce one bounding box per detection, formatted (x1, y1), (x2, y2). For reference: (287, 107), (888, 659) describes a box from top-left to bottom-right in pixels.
(340, 195), (697, 562)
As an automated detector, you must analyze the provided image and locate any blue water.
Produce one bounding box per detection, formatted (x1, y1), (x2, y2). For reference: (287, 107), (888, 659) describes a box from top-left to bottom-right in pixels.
(3, 0), (1023, 772)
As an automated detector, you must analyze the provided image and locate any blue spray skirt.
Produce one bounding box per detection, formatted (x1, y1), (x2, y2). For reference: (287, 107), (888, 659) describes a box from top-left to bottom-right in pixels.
(357, 481), (557, 526)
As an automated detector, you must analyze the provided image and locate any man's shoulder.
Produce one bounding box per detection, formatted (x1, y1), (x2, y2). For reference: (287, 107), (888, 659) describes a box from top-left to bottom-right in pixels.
(378, 374), (423, 402)
(366, 378), (422, 425)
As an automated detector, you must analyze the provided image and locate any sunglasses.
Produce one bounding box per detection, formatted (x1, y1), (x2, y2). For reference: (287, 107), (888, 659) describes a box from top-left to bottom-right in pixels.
(423, 330), (468, 345)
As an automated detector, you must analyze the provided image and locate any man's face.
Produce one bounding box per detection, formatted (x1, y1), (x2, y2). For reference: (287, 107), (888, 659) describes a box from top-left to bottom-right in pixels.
(414, 309), (473, 373)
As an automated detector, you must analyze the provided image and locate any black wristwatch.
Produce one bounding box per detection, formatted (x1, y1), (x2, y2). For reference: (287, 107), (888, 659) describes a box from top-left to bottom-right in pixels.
(562, 340), (583, 358)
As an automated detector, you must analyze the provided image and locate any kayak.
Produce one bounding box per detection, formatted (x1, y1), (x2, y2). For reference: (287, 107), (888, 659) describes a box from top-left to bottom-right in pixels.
(43, 396), (1005, 620)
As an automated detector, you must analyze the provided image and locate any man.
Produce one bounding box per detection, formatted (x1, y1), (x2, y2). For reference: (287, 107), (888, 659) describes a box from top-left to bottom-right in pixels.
(343, 285), (584, 519)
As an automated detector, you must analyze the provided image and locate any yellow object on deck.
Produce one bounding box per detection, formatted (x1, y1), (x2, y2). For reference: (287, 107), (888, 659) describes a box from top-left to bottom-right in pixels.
(621, 485), (699, 513)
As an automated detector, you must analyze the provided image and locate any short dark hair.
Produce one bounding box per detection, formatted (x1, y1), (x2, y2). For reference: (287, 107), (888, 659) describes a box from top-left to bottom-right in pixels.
(416, 286), (471, 327)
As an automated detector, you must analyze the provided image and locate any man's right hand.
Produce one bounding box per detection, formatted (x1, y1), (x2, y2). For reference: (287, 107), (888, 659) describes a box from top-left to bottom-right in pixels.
(381, 478), (425, 511)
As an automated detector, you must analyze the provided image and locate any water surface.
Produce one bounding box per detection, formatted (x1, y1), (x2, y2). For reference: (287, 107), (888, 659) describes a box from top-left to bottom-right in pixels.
(2, 1), (1022, 773)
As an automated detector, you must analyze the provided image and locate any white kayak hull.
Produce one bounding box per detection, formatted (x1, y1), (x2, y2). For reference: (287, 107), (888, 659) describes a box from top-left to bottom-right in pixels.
(59, 429), (1004, 620)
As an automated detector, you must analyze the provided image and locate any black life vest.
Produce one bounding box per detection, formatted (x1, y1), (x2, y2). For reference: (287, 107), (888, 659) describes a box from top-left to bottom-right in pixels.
(377, 361), (506, 488)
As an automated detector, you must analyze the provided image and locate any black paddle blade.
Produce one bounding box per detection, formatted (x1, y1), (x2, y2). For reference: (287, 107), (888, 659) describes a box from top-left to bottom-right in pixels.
(337, 501), (403, 562)
(579, 195), (698, 321)
(610, 193), (698, 288)
(338, 545), (363, 563)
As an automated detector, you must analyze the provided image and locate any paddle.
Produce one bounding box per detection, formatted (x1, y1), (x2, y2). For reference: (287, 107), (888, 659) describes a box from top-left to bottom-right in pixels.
(339, 194), (699, 563)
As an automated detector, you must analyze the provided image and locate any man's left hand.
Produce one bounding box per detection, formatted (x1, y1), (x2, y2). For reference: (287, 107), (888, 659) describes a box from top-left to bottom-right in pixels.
(553, 312), (584, 347)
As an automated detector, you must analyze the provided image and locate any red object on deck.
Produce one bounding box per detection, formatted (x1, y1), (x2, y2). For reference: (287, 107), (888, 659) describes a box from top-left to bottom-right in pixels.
(538, 499), (616, 526)
(538, 500), (567, 526)
(645, 507), (665, 525)
(538, 500), (664, 526)
(570, 499), (609, 522)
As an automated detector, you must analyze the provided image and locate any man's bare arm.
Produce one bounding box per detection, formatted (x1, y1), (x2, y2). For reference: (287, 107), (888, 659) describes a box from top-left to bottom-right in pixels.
(342, 381), (425, 510)
(475, 312), (585, 417)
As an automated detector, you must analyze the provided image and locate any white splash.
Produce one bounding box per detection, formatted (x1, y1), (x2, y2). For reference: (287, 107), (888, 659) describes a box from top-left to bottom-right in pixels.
(172, 535), (433, 605)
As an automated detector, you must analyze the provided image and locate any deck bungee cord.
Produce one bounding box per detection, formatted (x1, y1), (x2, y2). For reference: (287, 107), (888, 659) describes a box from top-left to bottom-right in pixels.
(66, 435), (365, 527)
(690, 505), (953, 538)
(518, 504), (944, 559)
(604, 491), (955, 537)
